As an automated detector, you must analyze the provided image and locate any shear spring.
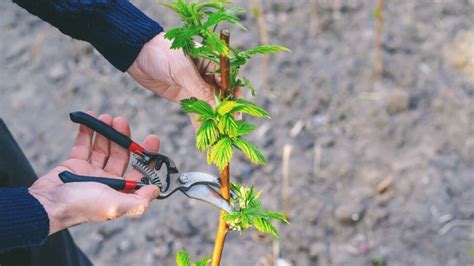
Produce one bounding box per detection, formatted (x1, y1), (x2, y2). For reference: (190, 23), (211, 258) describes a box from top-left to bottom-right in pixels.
(132, 156), (162, 188)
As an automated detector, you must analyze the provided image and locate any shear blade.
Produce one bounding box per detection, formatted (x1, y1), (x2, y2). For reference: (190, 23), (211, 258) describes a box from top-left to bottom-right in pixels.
(183, 184), (233, 214)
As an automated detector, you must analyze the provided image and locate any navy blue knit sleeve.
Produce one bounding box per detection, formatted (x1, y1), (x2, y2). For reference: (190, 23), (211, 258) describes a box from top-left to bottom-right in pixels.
(12, 0), (163, 72)
(0, 188), (49, 253)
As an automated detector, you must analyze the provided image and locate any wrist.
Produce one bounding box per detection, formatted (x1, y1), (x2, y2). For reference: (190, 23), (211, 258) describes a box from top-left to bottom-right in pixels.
(28, 187), (65, 235)
(128, 32), (166, 71)
(28, 167), (84, 235)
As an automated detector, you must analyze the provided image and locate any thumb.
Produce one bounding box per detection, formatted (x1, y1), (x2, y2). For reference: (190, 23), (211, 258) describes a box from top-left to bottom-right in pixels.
(134, 184), (160, 201)
(178, 65), (215, 104)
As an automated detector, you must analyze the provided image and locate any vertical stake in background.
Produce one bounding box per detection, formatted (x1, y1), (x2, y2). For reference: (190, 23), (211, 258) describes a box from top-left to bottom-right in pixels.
(282, 144), (292, 218)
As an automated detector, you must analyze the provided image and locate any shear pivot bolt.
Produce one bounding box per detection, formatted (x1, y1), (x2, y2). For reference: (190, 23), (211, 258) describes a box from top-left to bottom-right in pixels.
(180, 175), (189, 183)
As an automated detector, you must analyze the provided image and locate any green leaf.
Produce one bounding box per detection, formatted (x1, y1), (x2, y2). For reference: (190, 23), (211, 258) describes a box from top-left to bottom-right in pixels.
(241, 45), (290, 57)
(193, 257), (211, 266)
(236, 120), (256, 136)
(223, 212), (241, 222)
(242, 76), (256, 96)
(204, 7), (247, 30)
(206, 148), (213, 165)
(253, 217), (279, 238)
(176, 250), (191, 266)
(165, 26), (199, 54)
(195, 2), (226, 12)
(181, 98), (215, 117)
(175, 249), (210, 266)
(233, 138), (266, 165)
(224, 183), (287, 239)
(218, 113), (238, 137)
(216, 100), (241, 115)
(161, 1), (179, 13)
(191, 45), (215, 58)
(233, 99), (270, 118)
(230, 48), (247, 68)
(195, 114), (212, 122)
(265, 211), (289, 223)
(209, 137), (233, 170)
(203, 31), (228, 56)
(196, 120), (218, 151)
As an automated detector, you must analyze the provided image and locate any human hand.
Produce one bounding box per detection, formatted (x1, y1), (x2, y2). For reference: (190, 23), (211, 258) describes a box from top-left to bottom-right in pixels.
(29, 113), (161, 235)
(127, 32), (219, 103)
(127, 33), (225, 129)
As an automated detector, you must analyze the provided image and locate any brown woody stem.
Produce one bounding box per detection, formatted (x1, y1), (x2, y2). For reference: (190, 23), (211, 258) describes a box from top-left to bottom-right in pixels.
(211, 29), (231, 266)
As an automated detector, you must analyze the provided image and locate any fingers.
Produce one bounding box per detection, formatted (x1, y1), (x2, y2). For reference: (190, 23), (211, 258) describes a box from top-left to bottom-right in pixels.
(109, 185), (159, 219)
(103, 117), (131, 176)
(178, 61), (215, 104)
(68, 111), (95, 160)
(123, 185), (159, 217)
(125, 135), (160, 181)
(134, 185), (160, 201)
(90, 114), (113, 168)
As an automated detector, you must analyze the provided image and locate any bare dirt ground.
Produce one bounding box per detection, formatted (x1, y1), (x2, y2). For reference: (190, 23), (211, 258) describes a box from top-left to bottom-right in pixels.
(1, 0), (473, 265)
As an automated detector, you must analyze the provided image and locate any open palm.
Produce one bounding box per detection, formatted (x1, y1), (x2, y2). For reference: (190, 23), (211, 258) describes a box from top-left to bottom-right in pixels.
(29, 113), (160, 235)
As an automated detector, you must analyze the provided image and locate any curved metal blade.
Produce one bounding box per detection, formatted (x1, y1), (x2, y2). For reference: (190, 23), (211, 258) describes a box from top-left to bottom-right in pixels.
(183, 184), (233, 213)
(179, 172), (237, 200)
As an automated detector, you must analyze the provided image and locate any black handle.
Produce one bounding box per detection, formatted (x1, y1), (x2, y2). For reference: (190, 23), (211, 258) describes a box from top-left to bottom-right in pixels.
(69, 111), (132, 150)
(59, 171), (132, 191)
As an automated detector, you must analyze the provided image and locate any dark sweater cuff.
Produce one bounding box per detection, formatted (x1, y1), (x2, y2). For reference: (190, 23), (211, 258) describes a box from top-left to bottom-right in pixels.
(88, 1), (163, 71)
(0, 188), (49, 253)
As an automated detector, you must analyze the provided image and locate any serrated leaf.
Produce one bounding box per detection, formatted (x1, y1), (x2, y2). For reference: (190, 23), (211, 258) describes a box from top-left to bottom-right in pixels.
(195, 2), (225, 12)
(165, 26), (199, 54)
(230, 48), (248, 68)
(193, 257), (211, 266)
(209, 137), (233, 170)
(196, 120), (218, 151)
(236, 120), (256, 136)
(223, 212), (241, 222)
(242, 76), (256, 96)
(181, 98), (215, 117)
(204, 31), (229, 56)
(233, 99), (270, 118)
(265, 211), (289, 223)
(225, 183), (287, 239)
(206, 148), (213, 165)
(253, 217), (279, 238)
(216, 100), (241, 115)
(203, 7), (247, 30)
(218, 113), (238, 137)
(191, 45), (215, 58)
(233, 138), (266, 165)
(176, 250), (191, 266)
(195, 114), (212, 122)
(241, 45), (290, 57)
(161, 1), (179, 12)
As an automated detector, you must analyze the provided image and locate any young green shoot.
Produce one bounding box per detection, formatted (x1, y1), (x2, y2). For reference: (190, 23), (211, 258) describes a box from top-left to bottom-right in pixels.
(163, 0), (290, 264)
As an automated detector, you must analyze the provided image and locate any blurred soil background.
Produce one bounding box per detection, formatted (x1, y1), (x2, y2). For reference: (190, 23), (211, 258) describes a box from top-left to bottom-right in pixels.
(1, 0), (473, 265)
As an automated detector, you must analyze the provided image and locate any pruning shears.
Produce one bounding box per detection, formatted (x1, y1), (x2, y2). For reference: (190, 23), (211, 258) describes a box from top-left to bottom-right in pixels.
(58, 111), (233, 213)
